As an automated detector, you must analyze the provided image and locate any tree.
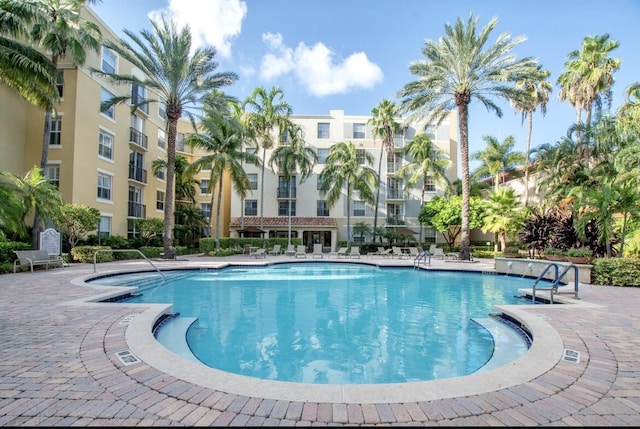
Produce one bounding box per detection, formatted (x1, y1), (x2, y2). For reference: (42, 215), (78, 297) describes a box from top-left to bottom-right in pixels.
(471, 135), (526, 192)
(419, 195), (485, 248)
(0, 169), (29, 239)
(93, 16), (237, 259)
(511, 66), (553, 206)
(395, 133), (451, 243)
(53, 203), (100, 250)
(133, 217), (163, 246)
(319, 141), (377, 249)
(398, 14), (538, 260)
(368, 99), (401, 243)
(481, 188), (523, 252)
(268, 123), (317, 246)
(243, 86), (293, 231)
(353, 221), (373, 244)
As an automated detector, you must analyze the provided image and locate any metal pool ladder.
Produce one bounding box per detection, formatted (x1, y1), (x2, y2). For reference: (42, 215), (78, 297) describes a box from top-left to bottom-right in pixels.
(93, 249), (166, 280)
(531, 262), (579, 303)
(413, 250), (431, 269)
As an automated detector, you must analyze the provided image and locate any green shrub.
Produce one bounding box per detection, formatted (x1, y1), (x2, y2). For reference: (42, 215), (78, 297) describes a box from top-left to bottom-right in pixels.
(567, 247), (592, 257)
(0, 241), (32, 264)
(544, 247), (565, 256)
(592, 257), (640, 286)
(71, 246), (113, 263)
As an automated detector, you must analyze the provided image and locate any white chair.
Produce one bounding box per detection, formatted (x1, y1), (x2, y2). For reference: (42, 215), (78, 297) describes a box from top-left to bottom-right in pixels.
(285, 244), (296, 256)
(249, 248), (266, 258)
(295, 245), (307, 258)
(349, 246), (360, 259)
(330, 247), (348, 258)
(268, 244), (281, 256)
(312, 243), (324, 259)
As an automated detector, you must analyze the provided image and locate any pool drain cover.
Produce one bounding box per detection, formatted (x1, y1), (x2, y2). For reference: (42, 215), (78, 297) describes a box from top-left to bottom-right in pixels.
(115, 350), (141, 365)
(562, 348), (580, 363)
(119, 313), (140, 325)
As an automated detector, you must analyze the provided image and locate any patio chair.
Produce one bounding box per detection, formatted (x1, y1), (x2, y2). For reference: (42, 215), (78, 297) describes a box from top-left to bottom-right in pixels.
(295, 245), (307, 258)
(367, 246), (385, 257)
(392, 246), (408, 259)
(268, 244), (282, 256)
(349, 246), (361, 259)
(330, 247), (348, 258)
(285, 244), (296, 256)
(249, 248), (266, 258)
(431, 246), (445, 260)
(312, 243), (324, 259)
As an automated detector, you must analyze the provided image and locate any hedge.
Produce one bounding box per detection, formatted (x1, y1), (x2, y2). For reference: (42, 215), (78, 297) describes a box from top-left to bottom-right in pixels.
(591, 257), (640, 286)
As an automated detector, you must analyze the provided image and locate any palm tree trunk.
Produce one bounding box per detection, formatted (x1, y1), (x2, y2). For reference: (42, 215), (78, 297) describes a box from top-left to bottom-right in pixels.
(163, 117), (178, 259)
(372, 144), (384, 243)
(458, 102), (471, 261)
(287, 176), (293, 246)
(259, 147), (266, 231)
(524, 113), (533, 206)
(215, 174), (223, 250)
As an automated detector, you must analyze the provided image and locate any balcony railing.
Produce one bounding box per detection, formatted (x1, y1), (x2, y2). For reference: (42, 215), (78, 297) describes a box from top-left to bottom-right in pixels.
(386, 190), (404, 199)
(387, 162), (401, 173)
(277, 187), (296, 198)
(386, 216), (405, 225)
(128, 165), (147, 183)
(128, 202), (146, 218)
(393, 136), (405, 148)
(129, 127), (148, 149)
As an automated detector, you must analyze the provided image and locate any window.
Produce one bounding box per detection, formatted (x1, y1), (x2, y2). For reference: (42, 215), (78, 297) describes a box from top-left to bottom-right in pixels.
(279, 201), (295, 216)
(353, 123), (365, 139)
(98, 216), (111, 238)
(129, 150), (145, 183)
(424, 226), (437, 244)
(316, 175), (324, 191)
(425, 176), (436, 192)
(356, 149), (366, 165)
(127, 219), (139, 239)
(200, 179), (210, 194)
(98, 129), (114, 160)
(201, 162), (212, 171)
(49, 117), (61, 145)
(44, 164), (60, 188)
(97, 172), (112, 200)
(248, 173), (258, 190)
(128, 186), (144, 217)
(154, 164), (166, 180)
(317, 148), (329, 164)
(157, 129), (166, 149)
(156, 190), (165, 210)
(101, 88), (115, 119)
(244, 200), (257, 216)
(201, 203), (211, 220)
(317, 122), (330, 139)
(279, 130), (290, 145)
(317, 200), (329, 216)
(353, 201), (365, 216)
(158, 101), (166, 120)
(101, 46), (116, 73)
(55, 70), (64, 98)
(177, 133), (185, 152)
(131, 83), (147, 114)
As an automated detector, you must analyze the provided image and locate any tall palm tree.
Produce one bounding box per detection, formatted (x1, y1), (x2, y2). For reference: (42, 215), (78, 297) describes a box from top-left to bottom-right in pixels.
(395, 133), (451, 243)
(243, 86), (293, 232)
(471, 135), (526, 192)
(93, 17), (237, 259)
(185, 100), (259, 249)
(319, 141), (377, 249)
(368, 99), (401, 243)
(397, 14), (538, 260)
(0, 0), (56, 107)
(511, 66), (553, 206)
(269, 123), (317, 246)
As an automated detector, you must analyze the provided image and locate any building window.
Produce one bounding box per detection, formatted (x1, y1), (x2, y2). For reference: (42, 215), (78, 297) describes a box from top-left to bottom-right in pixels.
(131, 83), (148, 114)
(317, 122), (330, 139)
(200, 179), (210, 194)
(97, 172), (112, 200)
(127, 219), (139, 239)
(154, 164), (166, 180)
(177, 132), (185, 152)
(353, 201), (365, 217)
(100, 88), (115, 119)
(44, 164), (60, 188)
(279, 130), (290, 145)
(98, 216), (111, 238)
(55, 70), (64, 98)
(157, 129), (166, 150)
(201, 203), (211, 220)
(317, 200), (329, 216)
(317, 148), (329, 164)
(98, 129), (114, 160)
(356, 149), (366, 165)
(279, 201), (295, 216)
(353, 123), (365, 139)
(156, 190), (164, 210)
(48, 117), (61, 146)
(158, 101), (166, 120)
(101, 46), (116, 74)
(425, 176), (436, 192)
(201, 162), (212, 171)
(246, 147), (257, 156)
(248, 173), (258, 190)
(244, 200), (257, 216)
(424, 226), (437, 244)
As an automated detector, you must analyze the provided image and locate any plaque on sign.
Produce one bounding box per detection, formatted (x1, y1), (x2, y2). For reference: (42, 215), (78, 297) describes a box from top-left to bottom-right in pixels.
(40, 228), (61, 256)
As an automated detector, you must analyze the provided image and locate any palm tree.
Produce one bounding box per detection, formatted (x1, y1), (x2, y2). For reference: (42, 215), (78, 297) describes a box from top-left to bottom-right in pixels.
(243, 86), (293, 232)
(395, 133), (451, 243)
(319, 141), (377, 249)
(0, 170), (29, 239)
(368, 99), (401, 243)
(511, 66), (553, 206)
(481, 188), (522, 252)
(93, 17), (237, 259)
(0, 0), (56, 107)
(269, 123), (317, 247)
(471, 135), (526, 192)
(397, 14), (539, 260)
(185, 99), (259, 249)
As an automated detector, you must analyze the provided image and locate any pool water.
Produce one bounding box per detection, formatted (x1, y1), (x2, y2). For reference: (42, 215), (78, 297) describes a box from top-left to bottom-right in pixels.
(92, 263), (537, 384)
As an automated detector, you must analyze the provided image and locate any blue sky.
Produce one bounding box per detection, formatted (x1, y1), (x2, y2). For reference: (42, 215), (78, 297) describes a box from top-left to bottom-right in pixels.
(91, 0), (640, 172)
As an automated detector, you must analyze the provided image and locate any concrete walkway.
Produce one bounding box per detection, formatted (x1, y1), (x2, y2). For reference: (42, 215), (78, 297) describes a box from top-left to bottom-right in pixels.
(1, 253), (639, 426)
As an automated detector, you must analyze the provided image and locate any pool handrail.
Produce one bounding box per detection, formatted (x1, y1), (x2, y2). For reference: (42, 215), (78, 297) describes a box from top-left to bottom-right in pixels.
(531, 262), (579, 303)
(93, 249), (167, 280)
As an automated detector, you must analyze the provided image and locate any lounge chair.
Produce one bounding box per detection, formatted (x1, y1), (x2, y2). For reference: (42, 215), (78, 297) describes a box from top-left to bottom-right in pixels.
(367, 246), (385, 257)
(330, 247), (348, 258)
(430, 246), (445, 260)
(268, 244), (282, 256)
(295, 245), (307, 258)
(392, 246), (408, 259)
(349, 246), (360, 259)
(409, 247), (421, 257)
(249, 248), (266, 258)
(380, 248), (393, 258)
(312, 243), (324, 259)
(285, 244), (296, 256)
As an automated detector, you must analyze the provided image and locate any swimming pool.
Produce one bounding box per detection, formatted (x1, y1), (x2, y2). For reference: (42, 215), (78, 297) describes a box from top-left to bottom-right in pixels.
(90, 262), (539, 385)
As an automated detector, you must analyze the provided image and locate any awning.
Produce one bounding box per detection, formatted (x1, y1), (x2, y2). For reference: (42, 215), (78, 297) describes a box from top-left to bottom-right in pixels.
(237, 226), (266, 234)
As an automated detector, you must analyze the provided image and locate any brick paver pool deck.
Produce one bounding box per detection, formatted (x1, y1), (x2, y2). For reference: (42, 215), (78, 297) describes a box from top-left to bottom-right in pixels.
(1, 254), (639, 426)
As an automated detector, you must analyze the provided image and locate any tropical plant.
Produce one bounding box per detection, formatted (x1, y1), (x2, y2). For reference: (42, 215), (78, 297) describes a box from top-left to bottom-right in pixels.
(0, 169), (29, 239)
(53, 203), (100, 250)
(268, 123), (317, 246)
(93, 16), (237, 259)
(353, 221), (373, 243)
(544, 247), (565, 256)
(419, 195), (485, 248)
(471, 135), (526, 191)
(481, 188), (523, 252)
(566, 247), (592, 258)
(398, 13), (539, 260)
(133, 217), (163, 247)
(243, 86), (293, 231)
(319, 141), (377, 249)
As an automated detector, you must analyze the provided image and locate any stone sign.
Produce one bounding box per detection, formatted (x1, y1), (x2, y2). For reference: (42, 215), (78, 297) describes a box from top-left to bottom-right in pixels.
(40, 228), (61, 256)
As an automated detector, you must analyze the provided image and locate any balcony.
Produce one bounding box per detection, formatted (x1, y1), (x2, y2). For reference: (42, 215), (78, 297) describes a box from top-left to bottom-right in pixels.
(128, 165), (147, 183)
(386, 190), (404, 200)
(129, 127), (148, 149)
(387, 162), (401, 173)
(393, 136), (405, 149)
(128, 202), (146, 218)
(386, 216), (405, 225)
(277, 187), (296, 199)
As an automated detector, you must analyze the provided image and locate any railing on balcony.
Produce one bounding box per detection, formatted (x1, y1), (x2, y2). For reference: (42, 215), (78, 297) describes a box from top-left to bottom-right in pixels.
(129, 127), (148, 149)
(387, 190), (404, 199)
(128, 165), (147, 183)
(387, 162), (401, 173)
(386, 216), (405, 225)
(393, 136), (405, 148)
(128, 202), (146, 218)
(277, 187), (296, 198)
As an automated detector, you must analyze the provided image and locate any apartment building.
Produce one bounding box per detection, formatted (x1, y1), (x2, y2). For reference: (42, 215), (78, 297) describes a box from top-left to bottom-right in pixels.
(229, 109), (458, 251)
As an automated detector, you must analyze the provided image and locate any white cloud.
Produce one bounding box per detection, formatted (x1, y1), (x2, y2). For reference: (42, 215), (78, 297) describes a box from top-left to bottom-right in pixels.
(259, 32), (383, 97)
(149, 0), (247, 58)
